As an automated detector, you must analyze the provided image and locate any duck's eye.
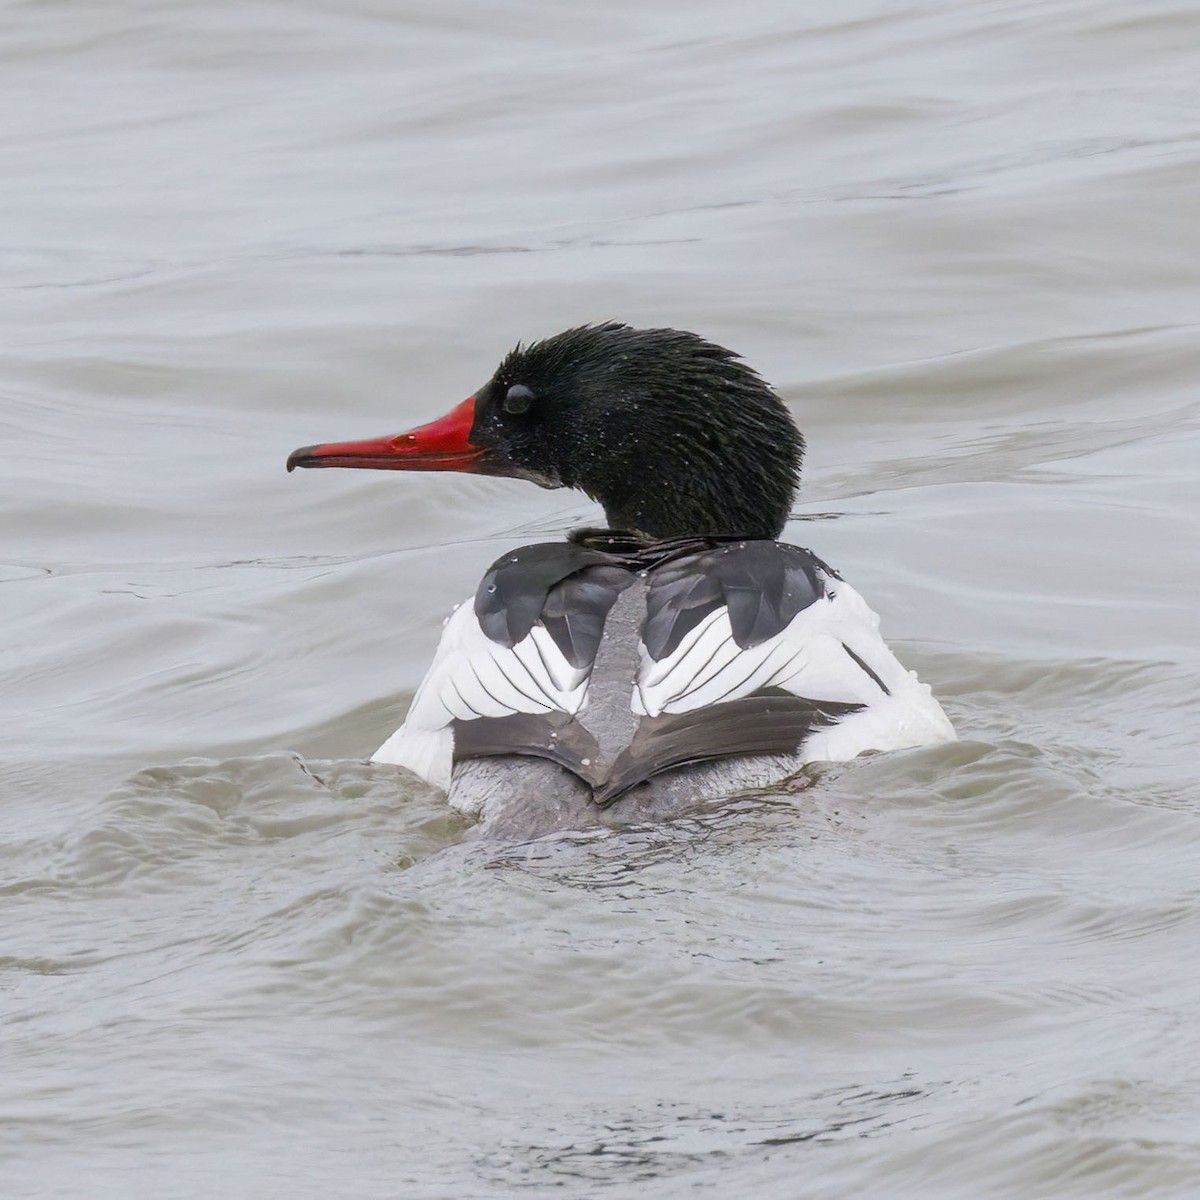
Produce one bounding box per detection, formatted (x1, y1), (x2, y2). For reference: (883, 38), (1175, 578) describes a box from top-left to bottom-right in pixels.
(503, 384), (534, 416)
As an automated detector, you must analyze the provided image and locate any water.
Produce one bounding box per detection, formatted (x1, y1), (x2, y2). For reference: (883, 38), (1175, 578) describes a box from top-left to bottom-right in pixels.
(3, 1), (1199, 1195)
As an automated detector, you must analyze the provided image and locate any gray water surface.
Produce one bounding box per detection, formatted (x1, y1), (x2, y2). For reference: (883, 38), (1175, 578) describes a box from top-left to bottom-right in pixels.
(3, 2), (1200, 1197)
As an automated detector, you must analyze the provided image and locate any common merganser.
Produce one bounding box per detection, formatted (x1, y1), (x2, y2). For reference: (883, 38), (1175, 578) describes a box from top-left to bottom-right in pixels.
(287, 324), (954, 834)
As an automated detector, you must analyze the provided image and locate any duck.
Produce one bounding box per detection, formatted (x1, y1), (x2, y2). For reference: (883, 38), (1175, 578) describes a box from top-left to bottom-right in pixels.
(287, 323), (954, 835)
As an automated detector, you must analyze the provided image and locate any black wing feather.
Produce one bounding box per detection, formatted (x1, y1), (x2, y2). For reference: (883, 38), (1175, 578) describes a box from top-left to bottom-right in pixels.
(594, 691), (864, 806)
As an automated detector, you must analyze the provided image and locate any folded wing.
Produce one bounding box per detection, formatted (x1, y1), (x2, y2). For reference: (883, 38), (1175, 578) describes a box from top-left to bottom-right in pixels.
(371, 598), (589, 788)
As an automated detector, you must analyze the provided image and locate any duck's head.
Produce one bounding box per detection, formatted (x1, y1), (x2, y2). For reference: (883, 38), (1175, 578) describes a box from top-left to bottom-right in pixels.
(287, 323), (804, 540)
